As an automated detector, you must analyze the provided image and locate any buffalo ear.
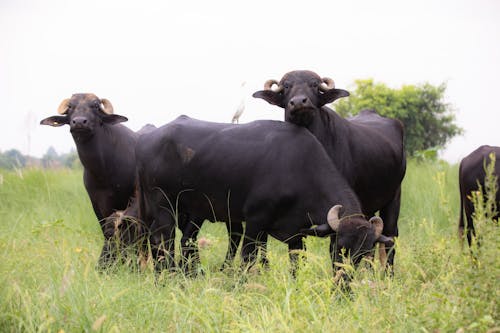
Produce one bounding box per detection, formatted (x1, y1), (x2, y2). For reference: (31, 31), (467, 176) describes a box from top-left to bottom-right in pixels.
(252, 90), (284, 108)
(300, 223), (334, 237)
(102, 114), (128, 125)
(376, 234), (394, 248)
(40, 115), (69, 127)
(319, 88), (350, 106)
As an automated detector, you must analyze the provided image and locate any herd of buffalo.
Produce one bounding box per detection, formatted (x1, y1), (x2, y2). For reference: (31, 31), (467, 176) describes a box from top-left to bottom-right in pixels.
(40, 70), (498, 278)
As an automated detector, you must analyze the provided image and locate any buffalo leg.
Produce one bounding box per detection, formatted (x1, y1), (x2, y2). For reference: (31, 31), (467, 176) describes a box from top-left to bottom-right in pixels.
(179, 218), (203, 275)
(94, 210), (119, 269)
(149, 209), (176, 272)
(379, 186), (401, 270)
(463, 196), (476, 247)
(240, 223), (267, 271)
(89, 188), (127, 270)
(258, 232), (270, 268)
(221, 221), (244, 269)
(288, 237), (305, 277)
(97, 239), (117, 269)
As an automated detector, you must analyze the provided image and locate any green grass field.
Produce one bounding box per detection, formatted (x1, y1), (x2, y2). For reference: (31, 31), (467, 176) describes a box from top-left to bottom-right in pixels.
(0, 161), (498, 332)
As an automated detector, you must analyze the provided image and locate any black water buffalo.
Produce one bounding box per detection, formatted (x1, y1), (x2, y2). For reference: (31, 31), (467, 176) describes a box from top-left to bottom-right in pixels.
(135, 115), (394, 274)
(458, 145), (500, 246)
(40, 93), (155, 267)
(253, 70), (406, 268)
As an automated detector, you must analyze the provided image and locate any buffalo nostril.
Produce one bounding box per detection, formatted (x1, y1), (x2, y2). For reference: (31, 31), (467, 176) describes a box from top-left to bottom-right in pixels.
(83, 119), (87, 124)
(290, 101), (295, 107)
(302, 98), (307, 104)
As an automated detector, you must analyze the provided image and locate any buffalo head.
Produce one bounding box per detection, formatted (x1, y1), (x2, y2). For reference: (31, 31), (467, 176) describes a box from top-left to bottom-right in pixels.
(302, 205), (394, 266)
(253, 70), (350, 126)
(40, 94), (128, 143)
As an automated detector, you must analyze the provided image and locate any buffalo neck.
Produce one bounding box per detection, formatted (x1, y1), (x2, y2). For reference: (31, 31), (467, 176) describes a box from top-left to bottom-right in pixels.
(306, 107), (354, 172)
(321, 161), (363, 217)
(74, 124), (137, 180)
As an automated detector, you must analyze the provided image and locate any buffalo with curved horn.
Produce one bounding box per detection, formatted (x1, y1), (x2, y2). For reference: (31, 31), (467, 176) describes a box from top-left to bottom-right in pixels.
(253, 70), (405, 270)
(40, 93), (156, 268)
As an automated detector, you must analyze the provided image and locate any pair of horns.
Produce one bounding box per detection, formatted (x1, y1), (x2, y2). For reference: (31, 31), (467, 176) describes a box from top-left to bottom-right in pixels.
(56, 98), (114, 115)
(263, 77), (335, 93)
(327, 205), (384, 238)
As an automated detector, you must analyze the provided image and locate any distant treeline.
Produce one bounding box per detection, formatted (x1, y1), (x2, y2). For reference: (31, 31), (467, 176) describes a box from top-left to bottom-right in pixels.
(0, 147), (81, 170)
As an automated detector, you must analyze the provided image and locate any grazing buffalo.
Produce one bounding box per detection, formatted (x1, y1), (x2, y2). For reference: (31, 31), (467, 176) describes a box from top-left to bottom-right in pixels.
(253, 70), (406, 268)
(135, 115), (394, 274)
(458, 145), (500, 246)
(40, 93), (155, 267)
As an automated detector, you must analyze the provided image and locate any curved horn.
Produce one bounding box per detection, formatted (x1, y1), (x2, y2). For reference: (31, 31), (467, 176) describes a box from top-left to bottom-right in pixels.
(100, 98), (114, 114)
(369, 216), (384, 238)
(327, 204), (343, 231)
(57, 98), (70, 115)
(319, 77), (335, 92)
(263, 79), (284, 93)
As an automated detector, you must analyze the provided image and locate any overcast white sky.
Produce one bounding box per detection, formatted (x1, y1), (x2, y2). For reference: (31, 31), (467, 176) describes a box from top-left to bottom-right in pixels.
(1, 0), (499, 162)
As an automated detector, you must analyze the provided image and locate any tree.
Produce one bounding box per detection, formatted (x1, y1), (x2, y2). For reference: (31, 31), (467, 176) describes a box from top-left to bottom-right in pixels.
(59, 149), (82, 169)
(334, 79), (463, 156)
(0, 149), (26, 169)
(41, 146), (60, 168)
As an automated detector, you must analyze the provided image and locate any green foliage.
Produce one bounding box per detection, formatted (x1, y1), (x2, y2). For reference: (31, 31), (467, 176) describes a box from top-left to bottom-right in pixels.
(413, 146), (439, 162)
(335, 79), (463, 156)
(41, 146), (59, 168)
(0, 166), (498, 332)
